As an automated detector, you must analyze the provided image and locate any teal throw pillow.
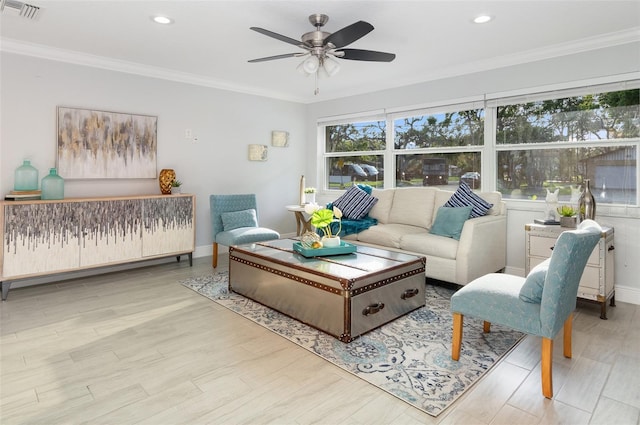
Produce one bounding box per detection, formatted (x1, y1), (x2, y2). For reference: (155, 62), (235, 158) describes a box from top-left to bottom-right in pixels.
(429, 206), (473, 240)
(519, 258), (550, 303)
(221, 208), (258, 231)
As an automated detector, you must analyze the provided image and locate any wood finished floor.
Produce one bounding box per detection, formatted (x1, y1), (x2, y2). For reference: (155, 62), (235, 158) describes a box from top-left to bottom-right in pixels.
(1, 256), (639, 425)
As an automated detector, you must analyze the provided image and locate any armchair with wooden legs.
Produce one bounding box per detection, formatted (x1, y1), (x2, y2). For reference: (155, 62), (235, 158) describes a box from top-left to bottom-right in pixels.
(450, 219), (602, 398)
(209, 194), (280, 268)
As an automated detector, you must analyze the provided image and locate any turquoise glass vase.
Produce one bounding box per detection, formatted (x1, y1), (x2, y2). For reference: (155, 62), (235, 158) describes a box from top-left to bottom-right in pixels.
(14, 160), (39, 191)
(41, 168), (65, 200)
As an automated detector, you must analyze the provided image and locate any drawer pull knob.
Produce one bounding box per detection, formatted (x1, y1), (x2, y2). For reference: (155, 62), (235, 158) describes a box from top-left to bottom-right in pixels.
(363, 303), (385, 316)
(401, 288), (419, 299)
(608, 245), (615, 252)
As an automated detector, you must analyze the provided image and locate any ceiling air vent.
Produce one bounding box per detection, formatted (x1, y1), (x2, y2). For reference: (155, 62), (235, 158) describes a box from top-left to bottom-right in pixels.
(0, 0), (41, 20)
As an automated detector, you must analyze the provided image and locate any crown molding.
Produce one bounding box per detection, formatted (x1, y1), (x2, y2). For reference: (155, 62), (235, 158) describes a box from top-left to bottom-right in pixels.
(1, 27), (638, 104)
(0, 37), (309, 103)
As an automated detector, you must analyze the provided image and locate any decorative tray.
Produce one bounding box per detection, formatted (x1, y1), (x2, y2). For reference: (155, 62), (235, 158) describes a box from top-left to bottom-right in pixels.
(292, 241), (357, 258)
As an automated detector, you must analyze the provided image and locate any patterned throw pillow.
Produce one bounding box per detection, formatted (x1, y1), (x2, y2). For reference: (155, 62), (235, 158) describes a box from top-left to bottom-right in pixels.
(221, 208), (258, 231)
(332, 185), (379, 220)
(429, 206), (473, 240)
(444, 181), (493, 218)
(519, 258), (550, 303)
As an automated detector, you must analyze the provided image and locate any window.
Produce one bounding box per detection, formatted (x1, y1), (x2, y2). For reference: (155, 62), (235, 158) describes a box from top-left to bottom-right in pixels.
(324, 120), (385, 189)
(495, 86), (639, 204)
(319, 80), (639, 207)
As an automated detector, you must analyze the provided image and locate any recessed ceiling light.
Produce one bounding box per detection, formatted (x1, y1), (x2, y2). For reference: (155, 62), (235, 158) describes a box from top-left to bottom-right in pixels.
(152, 16), (173, 25)
(473, 15), (492, 24)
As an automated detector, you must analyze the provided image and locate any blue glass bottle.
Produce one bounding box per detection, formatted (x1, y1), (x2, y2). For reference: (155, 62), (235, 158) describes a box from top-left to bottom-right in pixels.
(41, 168), (64, 200)
(14, 160), (39, 191)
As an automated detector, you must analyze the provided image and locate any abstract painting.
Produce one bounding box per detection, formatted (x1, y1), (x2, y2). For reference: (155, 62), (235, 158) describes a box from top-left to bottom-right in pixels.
(57, 106), (157, 179)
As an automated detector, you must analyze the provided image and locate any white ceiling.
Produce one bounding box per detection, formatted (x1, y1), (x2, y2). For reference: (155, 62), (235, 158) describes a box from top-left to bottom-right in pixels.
(1, 1), (639, 103)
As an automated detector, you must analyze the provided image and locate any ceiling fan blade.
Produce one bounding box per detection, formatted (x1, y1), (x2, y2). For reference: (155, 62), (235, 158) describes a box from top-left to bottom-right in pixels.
(250, 27), (303, 47)
(336, 48), (396, 62)
(324, 21), (374, 48)
(248, 53), (302, 63)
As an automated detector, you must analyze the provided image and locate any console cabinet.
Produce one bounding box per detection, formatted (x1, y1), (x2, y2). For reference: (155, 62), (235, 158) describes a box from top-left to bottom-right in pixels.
(1, 194), (195, 300)
(525, 223), (615, 319)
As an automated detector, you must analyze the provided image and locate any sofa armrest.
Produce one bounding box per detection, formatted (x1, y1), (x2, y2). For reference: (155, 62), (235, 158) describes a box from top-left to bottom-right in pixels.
(455, 214), (507, 285)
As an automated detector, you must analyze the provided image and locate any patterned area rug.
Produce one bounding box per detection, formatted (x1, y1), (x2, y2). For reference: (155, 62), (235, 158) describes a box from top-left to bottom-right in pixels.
(180, 272), (524, 417)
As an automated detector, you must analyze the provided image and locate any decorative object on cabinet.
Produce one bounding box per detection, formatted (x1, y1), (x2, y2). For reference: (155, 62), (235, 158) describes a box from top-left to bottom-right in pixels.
(578, 179), (596, 221)
(41, 168), (65, 200)
(171, 179), (183, 194)
(248, 144), (268, 161)
(271, 130), (289, 147)
(556, 205), (577, 228)
(14, 160), (39, 191)
(159, 168), (176, 194)
(544, 188), (559, 222)
(0, 194), (195, 300)
(57, 106), (157, 179)
(525, 222), (615, 319)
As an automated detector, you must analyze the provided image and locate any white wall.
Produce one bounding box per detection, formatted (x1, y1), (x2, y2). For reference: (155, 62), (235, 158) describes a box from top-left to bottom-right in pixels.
(306, 43), (640, 305)
(1, 53), (307, 257)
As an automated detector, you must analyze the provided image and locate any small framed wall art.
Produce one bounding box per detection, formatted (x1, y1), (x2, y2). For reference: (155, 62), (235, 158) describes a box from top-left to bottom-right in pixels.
(248, 144), (268, 161)
(271, 130), (289, 147)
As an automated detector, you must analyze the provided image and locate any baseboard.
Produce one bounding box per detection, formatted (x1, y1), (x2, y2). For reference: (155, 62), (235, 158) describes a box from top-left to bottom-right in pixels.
(614, 285), (640, 305)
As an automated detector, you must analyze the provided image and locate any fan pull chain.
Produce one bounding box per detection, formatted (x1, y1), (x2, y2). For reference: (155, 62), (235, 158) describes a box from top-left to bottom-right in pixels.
(314, 71), (319, 95)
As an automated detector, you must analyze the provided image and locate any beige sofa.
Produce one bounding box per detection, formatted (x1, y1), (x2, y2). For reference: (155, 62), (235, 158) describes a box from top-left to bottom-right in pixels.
(342, 187), (507, 286)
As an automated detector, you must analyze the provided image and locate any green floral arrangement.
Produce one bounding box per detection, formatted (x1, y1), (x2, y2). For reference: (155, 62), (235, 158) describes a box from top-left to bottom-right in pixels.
(305, 204), (342, 238)
(303, 187), (316, 194)
(556, 205), (577, 217)
(171, 179), (182, 188)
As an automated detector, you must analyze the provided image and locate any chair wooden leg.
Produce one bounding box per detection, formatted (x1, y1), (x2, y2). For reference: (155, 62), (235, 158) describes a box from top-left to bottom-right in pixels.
(212, 243), (218, 268)
(483, 321), (491, 333)
(563, 313), (573, 359)
(541, 337), (553, 399)
(452, 313), (463, 361)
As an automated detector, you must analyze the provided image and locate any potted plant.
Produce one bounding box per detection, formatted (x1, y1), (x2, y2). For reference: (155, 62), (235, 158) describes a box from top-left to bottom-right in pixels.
(171, 179), (183, 194)
(305, 204), (343, 247)
(556, 205), (577, 228)
(303, 187), (316, 204)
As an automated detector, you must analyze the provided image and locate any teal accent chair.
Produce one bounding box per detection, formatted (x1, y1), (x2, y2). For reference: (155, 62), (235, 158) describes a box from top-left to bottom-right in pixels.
(450, 220), (602, 398)
(210, 194), (280, 268)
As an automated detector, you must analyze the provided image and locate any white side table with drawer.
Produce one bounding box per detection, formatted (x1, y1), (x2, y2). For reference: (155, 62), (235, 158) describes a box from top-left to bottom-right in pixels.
(525, 223), (615, 319)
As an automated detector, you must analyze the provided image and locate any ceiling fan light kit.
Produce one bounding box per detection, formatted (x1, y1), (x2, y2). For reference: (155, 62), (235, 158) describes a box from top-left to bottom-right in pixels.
(249, 13), (395, 95)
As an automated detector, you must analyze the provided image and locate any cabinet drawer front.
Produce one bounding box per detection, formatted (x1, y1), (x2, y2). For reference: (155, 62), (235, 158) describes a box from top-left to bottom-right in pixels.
(530, 235), (600, 266)
(529, 236), (555, 257)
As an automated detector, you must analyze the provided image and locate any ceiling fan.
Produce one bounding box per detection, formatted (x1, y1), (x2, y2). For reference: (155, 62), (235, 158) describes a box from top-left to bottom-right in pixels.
(248, 14), (396, 94)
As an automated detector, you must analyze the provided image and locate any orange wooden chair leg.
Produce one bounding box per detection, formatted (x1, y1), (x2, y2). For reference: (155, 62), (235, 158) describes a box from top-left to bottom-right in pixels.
(483, 321), (491, 333)
(541, 337), (553, 398)
(212, 243), (219, 268)
(563, 313), (573, 359)
(452, 313), (463, 361)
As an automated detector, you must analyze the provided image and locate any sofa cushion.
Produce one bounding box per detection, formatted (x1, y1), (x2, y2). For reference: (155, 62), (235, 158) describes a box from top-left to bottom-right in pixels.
(445, 182), (493, 218)
(519, 259), (550, 303)
(221, 208), (258, 231)
(332, 185), (378, 220)
(368, 189), (395, 224)
(400, 232), (459, 260)
(356, 223), (422, 248)
(429, 206), (473, 240)
(388, 187), (437, 229)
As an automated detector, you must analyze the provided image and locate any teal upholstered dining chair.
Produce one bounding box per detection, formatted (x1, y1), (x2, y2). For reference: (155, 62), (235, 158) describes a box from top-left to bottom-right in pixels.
(210, 194), (280, 268)
(450, 219), (602, 398)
